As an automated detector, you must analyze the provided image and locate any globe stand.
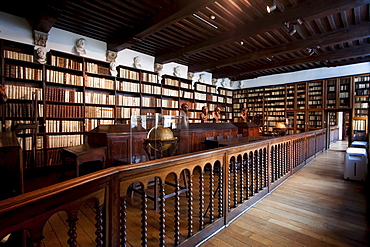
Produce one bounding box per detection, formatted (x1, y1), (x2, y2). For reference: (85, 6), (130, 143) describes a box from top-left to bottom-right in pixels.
(143, 137), (179, 160)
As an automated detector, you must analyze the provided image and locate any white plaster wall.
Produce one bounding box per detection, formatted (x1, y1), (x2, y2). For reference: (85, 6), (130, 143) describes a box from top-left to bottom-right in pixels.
(0, 10), (368, 87)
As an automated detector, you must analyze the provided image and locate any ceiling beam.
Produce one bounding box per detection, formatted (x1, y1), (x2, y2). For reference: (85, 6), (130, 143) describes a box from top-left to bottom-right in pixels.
(107, 0), (216, 51)
(156, 0), (370, 64)
(190, 22), (370, 72)
(213, 44), (370, 79)
(33, 0), (67, 33)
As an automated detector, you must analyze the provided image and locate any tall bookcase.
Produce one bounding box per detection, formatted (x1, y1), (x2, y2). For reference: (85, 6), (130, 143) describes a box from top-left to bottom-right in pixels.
(0, 39), (236, 168)
(353, 74), (369, 136)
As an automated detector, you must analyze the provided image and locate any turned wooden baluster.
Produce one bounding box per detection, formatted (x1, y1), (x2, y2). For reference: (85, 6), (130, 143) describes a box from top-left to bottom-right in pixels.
(174, 174), (181, 246)
(248, 152), (253, 197)
(227, 161), (231, 212)
(258, 149), (265, 190)
(278, 144), (282, 179)
(232, 159), (238, 207)
(159, 179), (166, 246)
(262, 148), (267, 188)
(66, 212), (78, 247)
(239, 155), (245, 202)
(254, 150), (259, 194)
(140, 185), (148, 246)
(94, 204), (104, 247)
(217, 163), (223, 217)
(120, 196), (127, 246)
(187, 171), (194, 238)
(199, 169), (205, 229)
(209, 166), (215, 223)
(270, 146), (275, 183)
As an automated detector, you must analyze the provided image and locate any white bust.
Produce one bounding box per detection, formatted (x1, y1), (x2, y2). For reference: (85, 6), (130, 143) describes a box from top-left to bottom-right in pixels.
(133, 56), (142, 68)
(173, 66), (181, 77)
(197, 74), (205, 83)
(35, 47), (46, 64)
(75, 38), (86, 56)
(110, 62), (117, 77)
(154, 63), (163, 82)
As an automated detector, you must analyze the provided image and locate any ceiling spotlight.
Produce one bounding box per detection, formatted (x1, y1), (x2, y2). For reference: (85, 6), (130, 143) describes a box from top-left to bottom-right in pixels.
(240, 41), (244, 45)
(306, 47), (315, 56)
(266, 57), (272, 61)
(289, 26), (297, 36)
(296, 18), (303, 25)
(210, 15), (216, 20)
(267, 3), (277, 13)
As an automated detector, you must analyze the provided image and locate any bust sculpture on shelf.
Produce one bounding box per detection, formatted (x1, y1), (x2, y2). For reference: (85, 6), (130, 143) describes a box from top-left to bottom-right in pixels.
(133, 56), (142, 68)
(109, 61), (117, 77)
(179, 103), (189, 128)
(173, 66), (181, 77)
(0, 84), (8, 104)
(35, 47), (46, 64)
(154, 63), (164, 82)
(197, 74), (205, 83)
(213, 107), (221, 123)
(75, 38), (86, 56)
(200, 105), (209, 123)
(106, 50), (117, 63)
(240, 108), (249, 122)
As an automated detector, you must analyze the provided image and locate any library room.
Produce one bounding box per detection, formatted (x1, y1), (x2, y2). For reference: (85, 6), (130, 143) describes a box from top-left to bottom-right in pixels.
(0, 1), (369, 246)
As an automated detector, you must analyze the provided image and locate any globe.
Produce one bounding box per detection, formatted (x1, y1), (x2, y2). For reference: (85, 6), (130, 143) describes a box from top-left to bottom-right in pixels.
(147, 125), (176, 151)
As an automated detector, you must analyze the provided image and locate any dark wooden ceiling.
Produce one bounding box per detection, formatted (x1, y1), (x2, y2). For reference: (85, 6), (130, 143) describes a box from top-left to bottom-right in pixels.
(1, 0), (369, 81)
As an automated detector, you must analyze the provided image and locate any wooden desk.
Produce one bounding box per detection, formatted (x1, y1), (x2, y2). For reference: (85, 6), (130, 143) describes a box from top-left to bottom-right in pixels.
(0, 131), (23, 200)
(62, 144), (107, 177)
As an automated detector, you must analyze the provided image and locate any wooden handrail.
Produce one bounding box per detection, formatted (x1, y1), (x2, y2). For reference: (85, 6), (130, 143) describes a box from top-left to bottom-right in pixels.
(0, 129), (327, 246)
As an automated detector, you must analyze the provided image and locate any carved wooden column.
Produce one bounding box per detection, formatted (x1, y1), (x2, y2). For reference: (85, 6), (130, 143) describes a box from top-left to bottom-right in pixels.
(66, 212), (78, 247)
(94, 204), (104, 247)
(120, 196), (127, 246)
(159, 179), (166, 246)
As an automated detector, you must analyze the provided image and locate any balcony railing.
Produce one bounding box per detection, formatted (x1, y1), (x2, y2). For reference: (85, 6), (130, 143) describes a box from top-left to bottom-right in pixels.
(0, 129), (326, 246)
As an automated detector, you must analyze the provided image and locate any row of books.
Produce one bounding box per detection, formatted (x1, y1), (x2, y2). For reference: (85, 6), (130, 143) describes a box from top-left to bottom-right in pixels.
(195, 92), (207, 101)
(85, 62), (110, 75)
(164, 78), (180, 87)
(116, 80), (140, 92)
(5, 84), (42, 100)
(4, 50), (34, 62)
(85, 119), (114, 132)
(117, 95), (140, 106)
(354, 76), (370, 82)
(142, 97), (161, 107)
(45, 87), (83, 103)
(4, 103), (43, 118)
(45, 120), (83, 133)
(162, 88), (179, 97)
(116, 107), (140, 119)
(5, 64), (42, 81)
(120, 68), (140, 80)
(85, 106), (114, 118)
(162, 99), (179, 108)
(45, 104), (83, 118)
(142, 84), (161, 94)
(142, 72), (158, 83)
(17, 136), (43, 151)
(50, 55), (83, 70)
(86, 76), (114, 89)
(46, 134), (84, 148)
(46, 69), (84, 86)
(85, 92), (116, 105)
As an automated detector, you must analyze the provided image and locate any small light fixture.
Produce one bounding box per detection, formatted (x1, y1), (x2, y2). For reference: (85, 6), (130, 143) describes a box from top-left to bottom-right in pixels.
(267, 2), (277, 13)
(266, 57), (272, 61)
(289, 26), (297, 36)
(210, 15), (216, 20)
(240, 41), (244, 45)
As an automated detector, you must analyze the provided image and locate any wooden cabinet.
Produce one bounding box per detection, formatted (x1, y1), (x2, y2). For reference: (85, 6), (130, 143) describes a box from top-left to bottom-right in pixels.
(0, 131), (23, 200)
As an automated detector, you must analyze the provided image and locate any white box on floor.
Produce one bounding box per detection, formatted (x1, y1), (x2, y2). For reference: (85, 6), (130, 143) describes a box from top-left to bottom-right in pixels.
(350, 141), (368, 149)
(344, 147), (368, 181)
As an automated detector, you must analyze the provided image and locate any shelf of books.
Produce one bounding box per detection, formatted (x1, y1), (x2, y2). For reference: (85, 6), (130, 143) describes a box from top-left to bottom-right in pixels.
(263, 85), (286, 134)
(353, 74), (369, 135)
(308, 80), (323, 109)
(325, 78), (337, 108)
(296, 82), (306, 110)
(285, 84), (295, 111)
(218, 87), (233, 122)
(338, 76), (352, 109)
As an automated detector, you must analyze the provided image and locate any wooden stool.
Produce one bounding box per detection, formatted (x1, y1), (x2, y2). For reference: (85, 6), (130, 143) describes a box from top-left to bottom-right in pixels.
(62, 144), (107, 177)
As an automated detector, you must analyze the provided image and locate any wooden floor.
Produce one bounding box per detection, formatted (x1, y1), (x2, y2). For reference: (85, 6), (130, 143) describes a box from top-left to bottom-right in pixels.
(201, 140), (370, 247)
